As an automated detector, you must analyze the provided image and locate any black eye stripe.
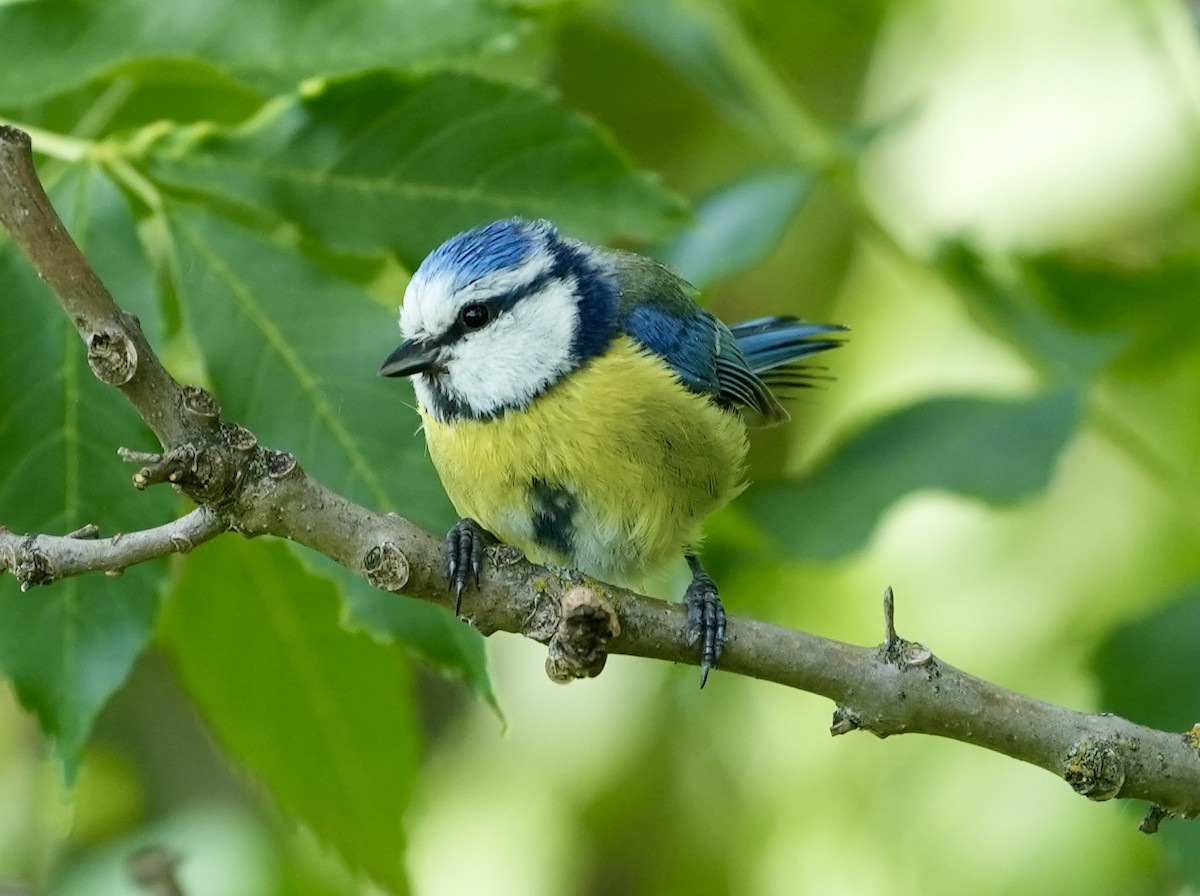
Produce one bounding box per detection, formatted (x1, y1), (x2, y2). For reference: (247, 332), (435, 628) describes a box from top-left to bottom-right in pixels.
(425, 300), (496, 349)
(423, 245), (584, 352)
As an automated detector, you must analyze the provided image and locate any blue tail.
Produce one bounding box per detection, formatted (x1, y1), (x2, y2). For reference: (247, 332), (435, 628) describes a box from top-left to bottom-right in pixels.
(731, 317), (846, 384)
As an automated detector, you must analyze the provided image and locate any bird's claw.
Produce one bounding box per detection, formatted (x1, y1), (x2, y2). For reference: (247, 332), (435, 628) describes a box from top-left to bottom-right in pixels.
(445, 518), (487, 615)
(684, 571), (726, 688)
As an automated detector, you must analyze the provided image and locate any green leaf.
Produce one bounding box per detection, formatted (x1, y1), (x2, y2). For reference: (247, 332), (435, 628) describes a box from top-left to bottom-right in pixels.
(12, 59), (267, 146)
(743, 389), (1082, 561)
(1095, 584), (1200, 886)
(339, 575), (497, 710)
(1095, 584), (1200, 732)
(0, 163), (170, 772)
(604, 0), (840, 164)
(1023, 250), (1200, 379)
(0, 0), (527, 107)
(166, 205), (449, 526)
(937, 242), (1124, 383)
(160, 537), (418, 894)
(91, 59), (268, 132)
(657, 169), (811, 290)
(164, 206), (494, 698)
(608, 0), (775, 135)
(52, 165), (166, 346)
(143, 70), (687, 265)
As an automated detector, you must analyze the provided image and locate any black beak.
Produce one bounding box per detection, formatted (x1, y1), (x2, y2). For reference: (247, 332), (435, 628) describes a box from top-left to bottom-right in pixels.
(379, 339), (440, 378)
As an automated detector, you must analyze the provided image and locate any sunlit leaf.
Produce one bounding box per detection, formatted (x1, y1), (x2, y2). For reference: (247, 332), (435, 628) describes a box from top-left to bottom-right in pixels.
(143, 71), (687, 266)
(0, 0), (526, 107)
(95, 59), (267, 131)
(0, 164), (170, 772)
(658, 170), (811, 290)
(743, 389), (1082, 560)
(160, 538), (418, 894)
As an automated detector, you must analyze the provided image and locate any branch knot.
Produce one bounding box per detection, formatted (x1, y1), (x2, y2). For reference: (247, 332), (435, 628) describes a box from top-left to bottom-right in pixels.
(264, 449), (299, 480)
(12, 536), (52, 591)
(545, 586), (621, 682)
(1063, 738), (1126, 801)
(363, 541), (410, 592)
(182, 385), (221, 420)
(86, 328), (138, 385)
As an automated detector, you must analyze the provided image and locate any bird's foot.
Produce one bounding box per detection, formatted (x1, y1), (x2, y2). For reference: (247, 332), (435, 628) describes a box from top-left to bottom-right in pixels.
(684, 559), (726, 688)
(445, 518), (489, 615)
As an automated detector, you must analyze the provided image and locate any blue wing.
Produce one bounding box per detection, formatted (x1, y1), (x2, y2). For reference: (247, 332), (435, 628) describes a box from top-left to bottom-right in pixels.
(622, 302), (723, 394)
(609, 252), (844, 424)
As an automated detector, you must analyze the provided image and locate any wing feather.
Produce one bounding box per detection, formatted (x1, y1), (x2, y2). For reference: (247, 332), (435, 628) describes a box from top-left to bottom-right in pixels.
(605, 251), (843, 425)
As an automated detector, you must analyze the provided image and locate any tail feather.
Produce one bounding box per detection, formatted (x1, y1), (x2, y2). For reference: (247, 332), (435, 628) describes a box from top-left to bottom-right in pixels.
(758, 368), (836, 389)
(721, 316), (845, 426)
(731, 317), (846, 375)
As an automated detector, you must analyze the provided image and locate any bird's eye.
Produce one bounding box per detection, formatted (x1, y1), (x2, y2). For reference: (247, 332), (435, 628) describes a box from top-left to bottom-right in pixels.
(459, 303), (491, 330)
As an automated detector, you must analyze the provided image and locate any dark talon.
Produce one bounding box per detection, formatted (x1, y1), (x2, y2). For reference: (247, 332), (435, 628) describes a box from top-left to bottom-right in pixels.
(684, 554), (726, 688)
(444, 518), (489, 615)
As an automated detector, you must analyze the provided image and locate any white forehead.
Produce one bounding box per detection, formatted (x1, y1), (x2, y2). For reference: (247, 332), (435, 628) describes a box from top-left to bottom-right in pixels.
(399, 243), (557, 339)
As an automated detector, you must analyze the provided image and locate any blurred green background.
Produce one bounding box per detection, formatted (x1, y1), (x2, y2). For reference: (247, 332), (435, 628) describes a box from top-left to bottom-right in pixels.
(2, 0), (1200, 893)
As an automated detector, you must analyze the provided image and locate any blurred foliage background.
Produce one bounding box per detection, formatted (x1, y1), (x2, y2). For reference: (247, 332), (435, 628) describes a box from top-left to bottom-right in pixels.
(1, 0), (1199, 893)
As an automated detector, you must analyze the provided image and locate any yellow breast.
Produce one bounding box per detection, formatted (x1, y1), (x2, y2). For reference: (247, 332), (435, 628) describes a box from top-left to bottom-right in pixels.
(418, 336), (749, 588)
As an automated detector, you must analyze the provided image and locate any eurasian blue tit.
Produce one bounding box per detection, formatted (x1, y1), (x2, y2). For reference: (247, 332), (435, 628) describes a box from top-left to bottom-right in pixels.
(381, 218), (843, 685)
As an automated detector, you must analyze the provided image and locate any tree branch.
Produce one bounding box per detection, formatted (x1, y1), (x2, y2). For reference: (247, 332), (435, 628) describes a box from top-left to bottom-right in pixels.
(0, 129), (216, 451)
(0, 506), (225, 589)
(3, 125), (1199, 826)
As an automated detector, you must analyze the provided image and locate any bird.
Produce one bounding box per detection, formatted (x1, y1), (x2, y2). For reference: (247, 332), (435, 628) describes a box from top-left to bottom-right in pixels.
(380, 218), (843, 686)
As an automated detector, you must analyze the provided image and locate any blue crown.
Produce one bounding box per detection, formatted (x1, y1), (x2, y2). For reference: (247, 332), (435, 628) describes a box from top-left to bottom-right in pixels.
(414, 218), (557, 293)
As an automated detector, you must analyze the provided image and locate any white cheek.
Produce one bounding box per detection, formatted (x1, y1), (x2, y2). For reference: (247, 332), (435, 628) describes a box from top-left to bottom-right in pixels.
(443, 278), (580, 416)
